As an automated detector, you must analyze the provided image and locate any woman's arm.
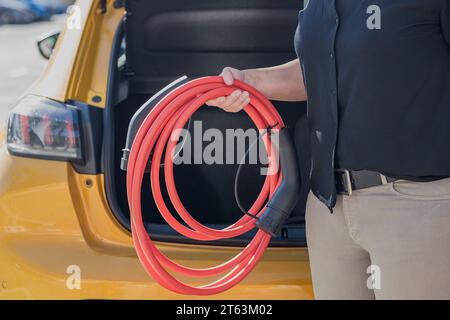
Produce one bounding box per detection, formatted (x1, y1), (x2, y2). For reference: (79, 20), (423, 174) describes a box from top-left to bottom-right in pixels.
(245, 59), (307, 102)
(206, 59), (307, 113)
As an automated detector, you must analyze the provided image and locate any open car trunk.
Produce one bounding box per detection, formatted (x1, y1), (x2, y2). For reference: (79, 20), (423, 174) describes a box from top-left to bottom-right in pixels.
(104, 0), (311, 246)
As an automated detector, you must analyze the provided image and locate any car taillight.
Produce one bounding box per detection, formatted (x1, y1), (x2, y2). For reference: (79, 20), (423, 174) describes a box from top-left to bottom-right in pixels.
(7, 95), (82, 161)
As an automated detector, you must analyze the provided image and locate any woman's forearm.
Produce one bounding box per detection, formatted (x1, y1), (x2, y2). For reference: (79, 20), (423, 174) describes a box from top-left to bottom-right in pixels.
(243, 59), (307, 102)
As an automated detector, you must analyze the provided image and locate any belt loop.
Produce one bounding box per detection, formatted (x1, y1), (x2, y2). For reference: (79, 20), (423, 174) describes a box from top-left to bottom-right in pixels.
(344, 170), (353, 195)
(336, 169), (353, 195)
(380, 174), (388, 185)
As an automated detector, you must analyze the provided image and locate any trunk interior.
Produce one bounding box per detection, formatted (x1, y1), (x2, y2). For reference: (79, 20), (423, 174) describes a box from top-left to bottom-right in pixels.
(104, 0), (311, 246)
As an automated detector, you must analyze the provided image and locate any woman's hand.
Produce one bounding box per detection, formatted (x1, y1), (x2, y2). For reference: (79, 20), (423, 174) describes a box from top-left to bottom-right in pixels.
(206, 60), (306, 112)
(206, 67), (251, 113)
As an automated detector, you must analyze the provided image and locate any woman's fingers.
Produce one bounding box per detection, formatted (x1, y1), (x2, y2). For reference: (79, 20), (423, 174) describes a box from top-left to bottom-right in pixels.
(224, 91), (250, 113)
(219, 90), (243, 112)
(207, 91), (239, 108)
(205, 96), (226, 107)
(205, 90), (249, 112)
(210, 90), (240, 110)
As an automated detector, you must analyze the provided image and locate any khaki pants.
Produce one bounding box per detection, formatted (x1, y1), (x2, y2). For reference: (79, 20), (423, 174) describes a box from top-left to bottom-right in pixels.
(306, 177), (450, 300)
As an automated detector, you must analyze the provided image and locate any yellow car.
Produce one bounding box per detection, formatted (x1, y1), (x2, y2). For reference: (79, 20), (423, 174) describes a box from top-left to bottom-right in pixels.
(0, 0), (313, 299)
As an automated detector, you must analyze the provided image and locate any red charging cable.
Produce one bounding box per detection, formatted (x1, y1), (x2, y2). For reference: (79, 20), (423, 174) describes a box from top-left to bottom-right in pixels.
(126, 76), (284, 295)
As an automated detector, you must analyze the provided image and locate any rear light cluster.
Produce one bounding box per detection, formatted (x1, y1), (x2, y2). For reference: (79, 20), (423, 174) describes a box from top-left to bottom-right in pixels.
(7, 95), (82, 161)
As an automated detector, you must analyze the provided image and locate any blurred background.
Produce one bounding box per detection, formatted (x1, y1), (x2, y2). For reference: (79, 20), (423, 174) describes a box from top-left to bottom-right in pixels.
(0, 0), (74, 124)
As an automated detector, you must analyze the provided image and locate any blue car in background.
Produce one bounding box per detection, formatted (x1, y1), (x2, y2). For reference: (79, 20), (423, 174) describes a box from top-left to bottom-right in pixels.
(0, 0), (37, 24)
(0, 0), (71, 25)
(21, 0), (69, 15)
(19, 0), (51, 20)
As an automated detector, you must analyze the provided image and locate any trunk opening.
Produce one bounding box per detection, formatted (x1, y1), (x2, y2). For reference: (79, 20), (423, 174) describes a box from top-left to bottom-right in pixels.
(103, 0), (310, 246)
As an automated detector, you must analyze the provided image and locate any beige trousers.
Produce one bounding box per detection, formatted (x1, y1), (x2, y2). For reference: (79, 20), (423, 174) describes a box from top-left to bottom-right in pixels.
(306, 177), (450, 300)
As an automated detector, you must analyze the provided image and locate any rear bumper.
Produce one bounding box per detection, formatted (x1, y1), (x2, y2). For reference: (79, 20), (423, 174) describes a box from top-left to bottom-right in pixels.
(0, 145), (313, 299)
(0, 235), (313, 299)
